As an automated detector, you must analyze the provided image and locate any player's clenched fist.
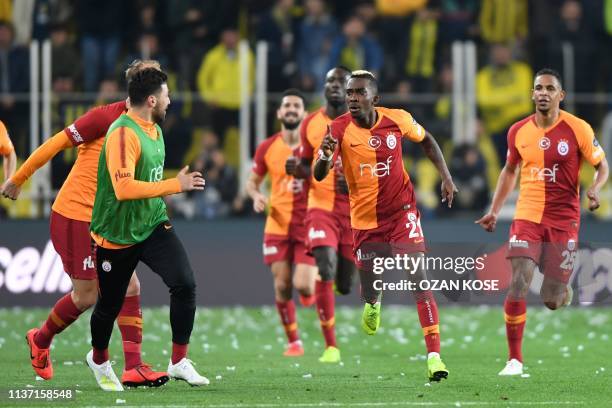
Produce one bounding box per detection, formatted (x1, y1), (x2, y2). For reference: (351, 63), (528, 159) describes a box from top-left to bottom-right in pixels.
(0, 179), (21, 200)
(285, 156), (298, 176)
(177, 165), (205, 192)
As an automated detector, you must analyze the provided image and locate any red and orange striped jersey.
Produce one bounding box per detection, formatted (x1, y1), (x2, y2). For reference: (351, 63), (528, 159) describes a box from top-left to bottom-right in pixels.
(299, 108), (349, 213)
(253, 133), (309, 236)
(0, 120), (13, 155)
(507, 110), (605, 230)
(329, 107), (426, 230)
(52, 101), (127, 222)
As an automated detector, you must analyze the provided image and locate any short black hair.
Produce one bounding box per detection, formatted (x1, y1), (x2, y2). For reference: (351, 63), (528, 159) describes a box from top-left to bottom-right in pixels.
(128, 68), (168, 106)
(535, 68), (563, 89)
(349, 70), (378, 94)
(281, 88), (306, 105)
(334, 66), (352, 75)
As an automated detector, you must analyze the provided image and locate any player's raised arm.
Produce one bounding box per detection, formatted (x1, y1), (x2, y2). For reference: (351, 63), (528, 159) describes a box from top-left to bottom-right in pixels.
(586, 157), (609, 211)
(418, 131), (457, 208)
(245, 171), (268, 213)
(313, 127), (337, 181)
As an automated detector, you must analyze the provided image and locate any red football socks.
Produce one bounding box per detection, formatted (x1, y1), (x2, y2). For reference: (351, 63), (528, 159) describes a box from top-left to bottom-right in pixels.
(414, 290), (441, 353)
(118, 295), (143, 370)
(275, 300), (300, 343)
(504, 296), (527, 362)
(35, 293), (82, 349)
(315, 280), (337, 348)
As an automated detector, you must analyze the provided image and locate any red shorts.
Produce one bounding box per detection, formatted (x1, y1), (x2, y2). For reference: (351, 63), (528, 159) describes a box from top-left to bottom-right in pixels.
(352, 209), (427, 270)
(305, 208), (353, 260)
(50, 210), (96, 280)
(263, 223), (315, 266)
(507, 219), (578, 284)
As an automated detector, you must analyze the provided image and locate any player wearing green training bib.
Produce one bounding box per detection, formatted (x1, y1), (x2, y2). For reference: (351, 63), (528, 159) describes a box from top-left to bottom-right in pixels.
(86, 68), (209, 391)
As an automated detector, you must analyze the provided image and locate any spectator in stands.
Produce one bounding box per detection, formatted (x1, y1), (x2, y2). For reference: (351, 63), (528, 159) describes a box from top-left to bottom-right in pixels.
(328, 15), (383, 77)
(479, 0), (528, 44)
(447, 143), (489, 213)
(191, 148), (238, 219)
(438, 0), (479, 45)
(0, 20), (28, 154)
(76, 0), (126, 92)
(125, 31), (170, 73)
(297, 0), (337, 91)
(255, 0), (300, 91)
(476, 43), (532, 166)
(196, 27), (254, 145)
(166, 1), (214, 90)
(550, 0), (598, 121)
(50, 24), (81, 88)
(400, 6), (440, 93)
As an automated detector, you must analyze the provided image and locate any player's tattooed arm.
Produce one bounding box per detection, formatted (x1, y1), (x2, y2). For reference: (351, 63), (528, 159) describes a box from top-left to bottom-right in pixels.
(587, 157), (609, 211)
(419, 131), (457, 208)
(246, 171), (268, 213)
(314, 131), (336, 181)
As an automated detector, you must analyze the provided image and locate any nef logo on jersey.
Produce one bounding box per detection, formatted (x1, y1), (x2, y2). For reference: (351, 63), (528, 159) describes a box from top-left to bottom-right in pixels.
(368, 136), (382, 149)
(530, 164), (559, 182)
(557, 139), (569, 156)
(308, 228), (326, 240)
(360, 156), (392, 178)
(149, 165), (163, 182)
(538, 137), (551, 150)
(386, 133), (397, 149)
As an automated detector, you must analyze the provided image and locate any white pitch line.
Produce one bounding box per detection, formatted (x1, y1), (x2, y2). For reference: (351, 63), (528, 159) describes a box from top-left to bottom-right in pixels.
(83, 401), (585, 408)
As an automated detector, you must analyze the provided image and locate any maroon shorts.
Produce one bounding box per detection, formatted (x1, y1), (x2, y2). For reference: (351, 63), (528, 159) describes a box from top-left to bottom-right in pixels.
(50, 210), (96, 280)
(507, 219), (578, 284)
(305, 208), (353, 260)
(352, 208), (427, 270)
(263, 229), (315, 266)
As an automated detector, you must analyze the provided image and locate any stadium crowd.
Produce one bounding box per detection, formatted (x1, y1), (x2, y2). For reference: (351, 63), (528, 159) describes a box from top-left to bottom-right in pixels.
(0, 0), (611, 219)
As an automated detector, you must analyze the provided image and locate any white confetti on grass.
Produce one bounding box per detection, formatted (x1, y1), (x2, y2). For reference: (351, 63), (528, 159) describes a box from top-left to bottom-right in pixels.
(302, 373), (312, 378)
(116, 399), (126, 404)
(215, 375), (222, 380)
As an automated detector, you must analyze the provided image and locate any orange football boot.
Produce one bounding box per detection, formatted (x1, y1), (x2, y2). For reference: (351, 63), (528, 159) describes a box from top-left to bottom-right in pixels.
(121, 364), (169, 388)
(25, 328), (53, 380)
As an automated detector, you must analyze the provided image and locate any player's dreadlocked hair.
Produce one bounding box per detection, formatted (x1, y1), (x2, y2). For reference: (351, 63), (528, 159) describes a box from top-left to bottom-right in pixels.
(535, 68), (563, 89)
(128, 68), (168, 106)
(350, 70), (378, 94)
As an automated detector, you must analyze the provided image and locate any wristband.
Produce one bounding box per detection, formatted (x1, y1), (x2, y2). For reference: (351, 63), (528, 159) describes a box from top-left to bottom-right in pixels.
(318, 149), (333, 161)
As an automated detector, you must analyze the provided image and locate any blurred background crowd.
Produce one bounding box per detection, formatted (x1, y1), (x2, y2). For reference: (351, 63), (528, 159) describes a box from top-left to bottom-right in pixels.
(0, 0), (611, 220)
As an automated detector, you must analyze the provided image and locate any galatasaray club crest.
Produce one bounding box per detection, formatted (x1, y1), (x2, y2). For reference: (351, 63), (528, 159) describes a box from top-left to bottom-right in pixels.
(557, 139), (569, 156)
(386, 133), (397, 149)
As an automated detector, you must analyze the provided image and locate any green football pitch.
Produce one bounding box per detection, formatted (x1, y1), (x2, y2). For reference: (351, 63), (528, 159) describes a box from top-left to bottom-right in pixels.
(0, 305), (609, 407)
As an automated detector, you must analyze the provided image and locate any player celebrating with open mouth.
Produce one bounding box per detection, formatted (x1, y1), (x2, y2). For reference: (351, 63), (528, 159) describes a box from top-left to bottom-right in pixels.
(314, 70), (457, 381)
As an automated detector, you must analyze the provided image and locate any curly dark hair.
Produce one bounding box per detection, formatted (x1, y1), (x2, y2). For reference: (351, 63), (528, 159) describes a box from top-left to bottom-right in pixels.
(128, 68), (168, 106)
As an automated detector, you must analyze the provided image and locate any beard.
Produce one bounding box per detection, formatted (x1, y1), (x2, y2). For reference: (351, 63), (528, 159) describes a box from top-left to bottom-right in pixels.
(152, 105), (167, 124)
(281, 117), (300, 130)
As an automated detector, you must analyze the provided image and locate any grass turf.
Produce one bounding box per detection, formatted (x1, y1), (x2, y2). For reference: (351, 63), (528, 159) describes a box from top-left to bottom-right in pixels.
(0, 305), (609, 407)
